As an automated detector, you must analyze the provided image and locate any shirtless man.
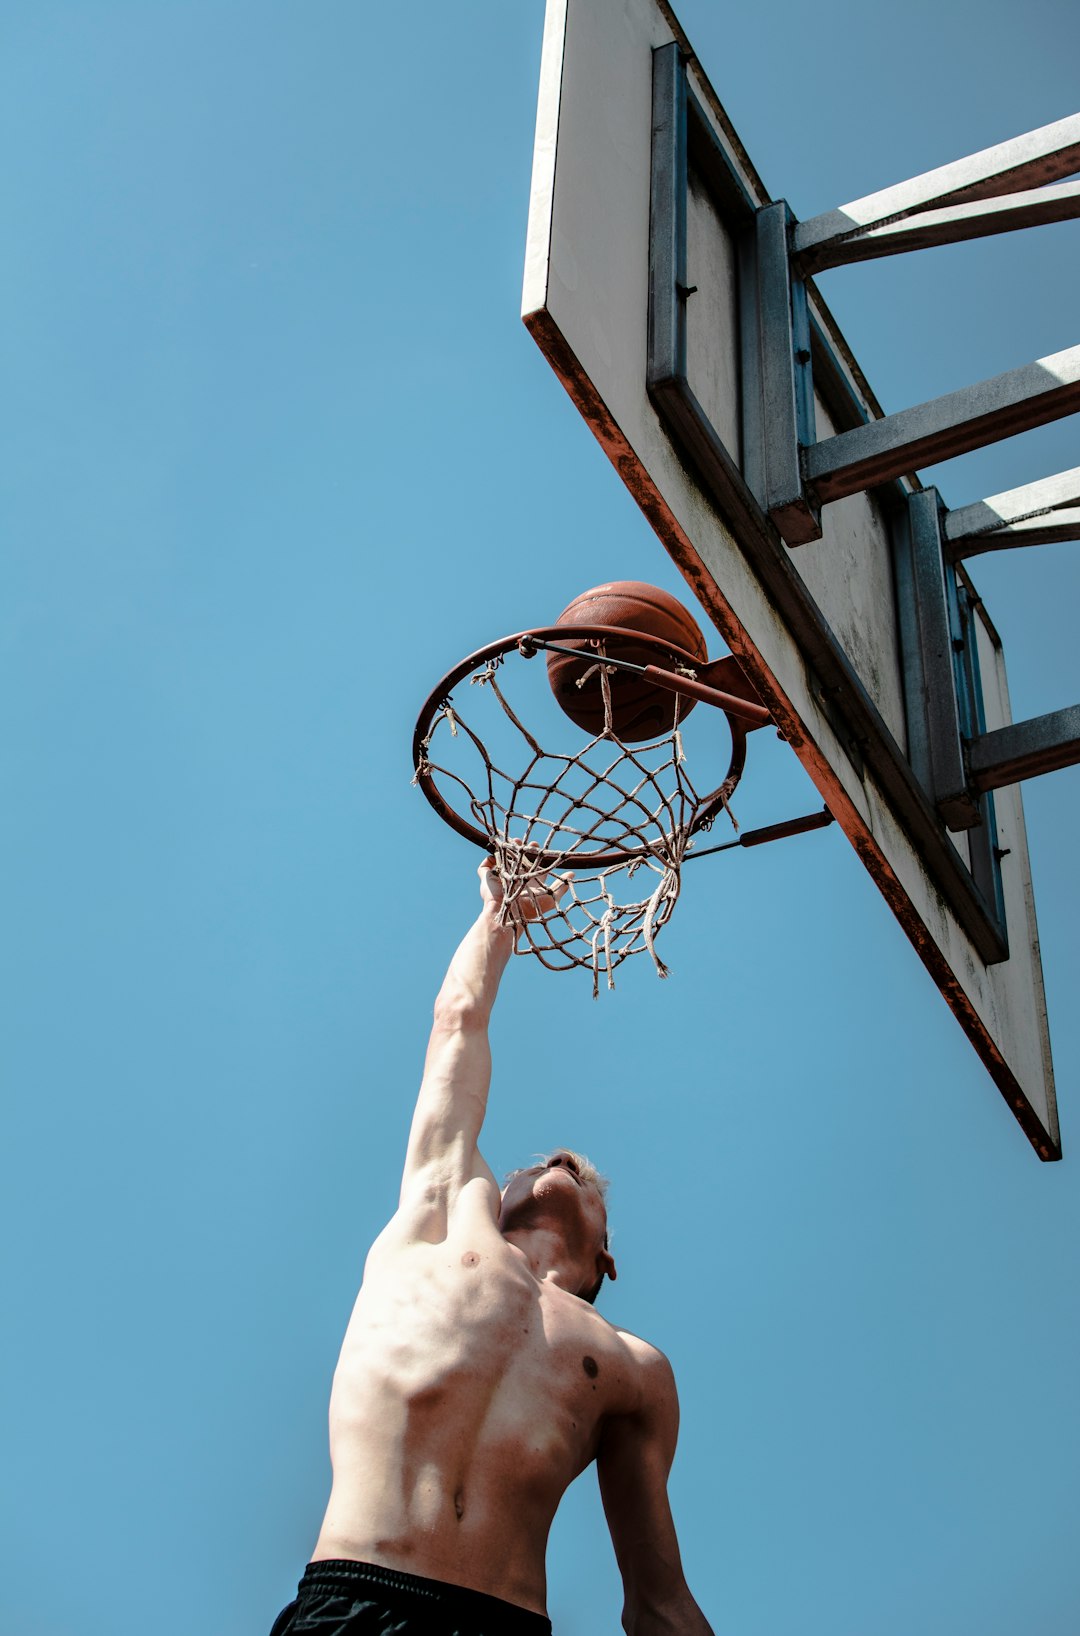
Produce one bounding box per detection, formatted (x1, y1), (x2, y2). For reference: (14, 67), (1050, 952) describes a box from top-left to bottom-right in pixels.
(270, 862), (714, 1636)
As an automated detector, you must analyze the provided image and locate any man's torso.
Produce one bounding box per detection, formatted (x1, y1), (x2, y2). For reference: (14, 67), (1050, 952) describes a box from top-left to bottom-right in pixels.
(312, 1180), (645, 1615)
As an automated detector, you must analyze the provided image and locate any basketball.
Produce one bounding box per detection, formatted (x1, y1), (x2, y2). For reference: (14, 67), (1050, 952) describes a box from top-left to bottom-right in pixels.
(546, 581), (708, 741)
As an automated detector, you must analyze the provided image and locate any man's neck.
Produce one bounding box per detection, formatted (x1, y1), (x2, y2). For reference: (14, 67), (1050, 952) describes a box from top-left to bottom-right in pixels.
(501, 1226), (586, 1298)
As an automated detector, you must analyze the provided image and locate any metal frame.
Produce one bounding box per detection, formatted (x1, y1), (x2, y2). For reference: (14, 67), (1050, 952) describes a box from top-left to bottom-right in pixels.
(945, 558), (1007, 929)
(793, 114), (1080, 274)
(647, 44), (1080, 943)
(969, 707), (1080, 792)
(750, 201), (818, 543)
(895, 486), (1075, 865)
(805, 348), (1080, 508)
(904, 490), (976, 830)
(646, 42), (1010, 964)
(651, 94), (1080, 536)
(764, 110), (1080, 529)
(946, 468), (1080, 557)
(793, 180), (1080, 271)
(519, 1), (1063, 1154)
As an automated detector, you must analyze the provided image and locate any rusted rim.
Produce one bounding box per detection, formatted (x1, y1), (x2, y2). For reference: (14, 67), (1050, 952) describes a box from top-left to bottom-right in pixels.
(412, 625), (747, 868)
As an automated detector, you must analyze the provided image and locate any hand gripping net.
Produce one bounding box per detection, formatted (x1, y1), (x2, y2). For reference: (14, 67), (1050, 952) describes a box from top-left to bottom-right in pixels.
(413, 640), (742, 996)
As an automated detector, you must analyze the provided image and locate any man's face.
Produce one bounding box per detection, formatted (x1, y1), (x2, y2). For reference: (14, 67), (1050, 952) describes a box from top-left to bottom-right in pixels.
(498, 1150), (609, 1250)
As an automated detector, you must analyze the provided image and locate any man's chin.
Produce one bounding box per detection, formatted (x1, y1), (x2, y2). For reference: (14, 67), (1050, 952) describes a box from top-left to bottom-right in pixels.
(532, 1176), (577, 1206)
(537, 1167), (579, 1192)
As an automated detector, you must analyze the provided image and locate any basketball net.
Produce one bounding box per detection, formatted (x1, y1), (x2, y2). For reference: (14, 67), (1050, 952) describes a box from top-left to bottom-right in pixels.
(415, 646), (738, 995)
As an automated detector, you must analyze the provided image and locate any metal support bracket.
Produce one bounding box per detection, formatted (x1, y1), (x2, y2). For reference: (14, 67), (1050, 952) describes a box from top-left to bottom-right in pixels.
(906, 490), (979, 829)
(946, 467), (1080, 557)
(804, 347), (1080, 507)
(685, 806), (834, 862)
(751, 202), (820, 543)
(645, 42), (1011, 967)
(897, 486), (1008, 925)
(739, 109), (1080, 535)
(646, 42), (762, 549)
(969, 706), (1080, 791)
(793, 179), (1080, 273)
(792, 113), (1080, 274)
(901, 482), (1079, 880)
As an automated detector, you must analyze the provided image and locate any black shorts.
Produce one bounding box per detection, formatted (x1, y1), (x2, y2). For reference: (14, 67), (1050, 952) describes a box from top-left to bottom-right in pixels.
(269, 1559), (554, 1636)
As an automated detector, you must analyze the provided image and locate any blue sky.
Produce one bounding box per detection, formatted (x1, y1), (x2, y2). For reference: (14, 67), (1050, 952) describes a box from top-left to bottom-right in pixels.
(3, 4), (1079, 1634)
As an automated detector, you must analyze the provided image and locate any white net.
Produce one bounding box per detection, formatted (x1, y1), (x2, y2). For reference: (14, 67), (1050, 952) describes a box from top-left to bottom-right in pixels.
(415, 646), (739, 994)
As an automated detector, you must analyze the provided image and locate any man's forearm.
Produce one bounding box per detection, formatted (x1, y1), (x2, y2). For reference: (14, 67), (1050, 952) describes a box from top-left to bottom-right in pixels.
(402, 895), (513, 1190)
(432, 896), (514, 1032)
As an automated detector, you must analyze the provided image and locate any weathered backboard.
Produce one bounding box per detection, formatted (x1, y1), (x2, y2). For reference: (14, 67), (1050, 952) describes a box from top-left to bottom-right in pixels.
(523, 0), (1060, 1157)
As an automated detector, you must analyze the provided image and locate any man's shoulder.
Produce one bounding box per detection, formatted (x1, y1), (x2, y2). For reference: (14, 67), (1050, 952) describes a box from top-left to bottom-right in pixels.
(594, 1320), (677, 1410)
(590, 1323), (680, 1452)
(608, 1321), (670, 1370)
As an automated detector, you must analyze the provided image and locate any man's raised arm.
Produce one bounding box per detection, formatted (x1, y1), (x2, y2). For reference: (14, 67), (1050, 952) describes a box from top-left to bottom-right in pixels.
(398, 860), (570, 1223)
(399, 861), (515, 1213)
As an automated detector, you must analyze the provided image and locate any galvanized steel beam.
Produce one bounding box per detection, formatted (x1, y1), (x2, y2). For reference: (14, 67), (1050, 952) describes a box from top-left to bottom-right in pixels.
(642, 49), (1007, 960)
(795, 179), (1080, 274)
(803, 346), (1080, 505)
(647, 42), (687, 396)
(949, 509), (1080, 553)
(907, 490), (980, 828)
(969, 706), (1080, 791)
(793, 113), (1080, 260)
(946, 468), (1080, 556)
(754, 201), (820, 544)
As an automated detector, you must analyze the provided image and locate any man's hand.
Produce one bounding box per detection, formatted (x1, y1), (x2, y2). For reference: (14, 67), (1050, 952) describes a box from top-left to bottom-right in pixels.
(479, 855), (572, 924)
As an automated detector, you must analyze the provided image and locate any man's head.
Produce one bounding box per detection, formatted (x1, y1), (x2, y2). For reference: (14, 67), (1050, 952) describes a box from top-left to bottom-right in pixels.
(498, 1149), (617, 1303)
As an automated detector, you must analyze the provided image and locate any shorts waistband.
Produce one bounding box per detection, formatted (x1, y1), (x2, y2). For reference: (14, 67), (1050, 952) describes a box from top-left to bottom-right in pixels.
(300, 1559), (552, 1634)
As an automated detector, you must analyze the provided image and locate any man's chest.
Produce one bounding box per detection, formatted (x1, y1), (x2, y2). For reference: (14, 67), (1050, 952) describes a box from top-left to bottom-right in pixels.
(346, 1243), (628, 1419)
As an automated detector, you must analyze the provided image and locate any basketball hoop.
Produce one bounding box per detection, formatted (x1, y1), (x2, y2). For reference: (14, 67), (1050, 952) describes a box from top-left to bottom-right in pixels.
(413, 616), (769, 995)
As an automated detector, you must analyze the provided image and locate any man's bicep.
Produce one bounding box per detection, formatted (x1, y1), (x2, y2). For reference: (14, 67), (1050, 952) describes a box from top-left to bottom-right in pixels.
(598, 1353), (681, 1573)
(597, 1350), (714, 1634)
(598, 1354), (674, 1531)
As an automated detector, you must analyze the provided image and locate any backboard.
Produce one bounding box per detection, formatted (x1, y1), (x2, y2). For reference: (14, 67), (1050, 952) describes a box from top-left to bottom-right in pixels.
(522, 0), (1062, 1157)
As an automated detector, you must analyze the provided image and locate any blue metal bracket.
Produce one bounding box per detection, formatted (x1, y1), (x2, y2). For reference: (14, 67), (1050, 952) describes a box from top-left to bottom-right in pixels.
(750, 202), (820, 543)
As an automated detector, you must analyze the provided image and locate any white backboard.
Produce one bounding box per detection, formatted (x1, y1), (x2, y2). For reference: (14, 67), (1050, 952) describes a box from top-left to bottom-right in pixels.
(523, 0), (1059, 1156)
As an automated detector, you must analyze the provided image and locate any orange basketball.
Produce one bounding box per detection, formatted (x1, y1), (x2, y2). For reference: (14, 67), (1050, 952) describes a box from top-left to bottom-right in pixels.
(546, 581), (708, 741)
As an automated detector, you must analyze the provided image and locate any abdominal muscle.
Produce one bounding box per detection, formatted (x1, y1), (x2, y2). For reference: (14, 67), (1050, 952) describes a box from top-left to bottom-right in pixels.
(311, 1228), (619, 1614)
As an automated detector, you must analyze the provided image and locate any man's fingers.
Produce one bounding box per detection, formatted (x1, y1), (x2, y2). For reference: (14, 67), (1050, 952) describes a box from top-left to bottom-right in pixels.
(479, 852), (574, 921)
(514, 869), (573, 921)
(551, 872), (573, 905)
(478, 857), (506, 904)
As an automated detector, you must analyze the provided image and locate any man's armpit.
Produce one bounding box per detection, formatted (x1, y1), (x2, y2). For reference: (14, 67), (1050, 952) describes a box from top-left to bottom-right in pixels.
(382, 1162), (500, 1247)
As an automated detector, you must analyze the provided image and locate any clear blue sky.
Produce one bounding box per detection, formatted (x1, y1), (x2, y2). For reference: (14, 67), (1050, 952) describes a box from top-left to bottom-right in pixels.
(4, 4), (1079, 1634)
